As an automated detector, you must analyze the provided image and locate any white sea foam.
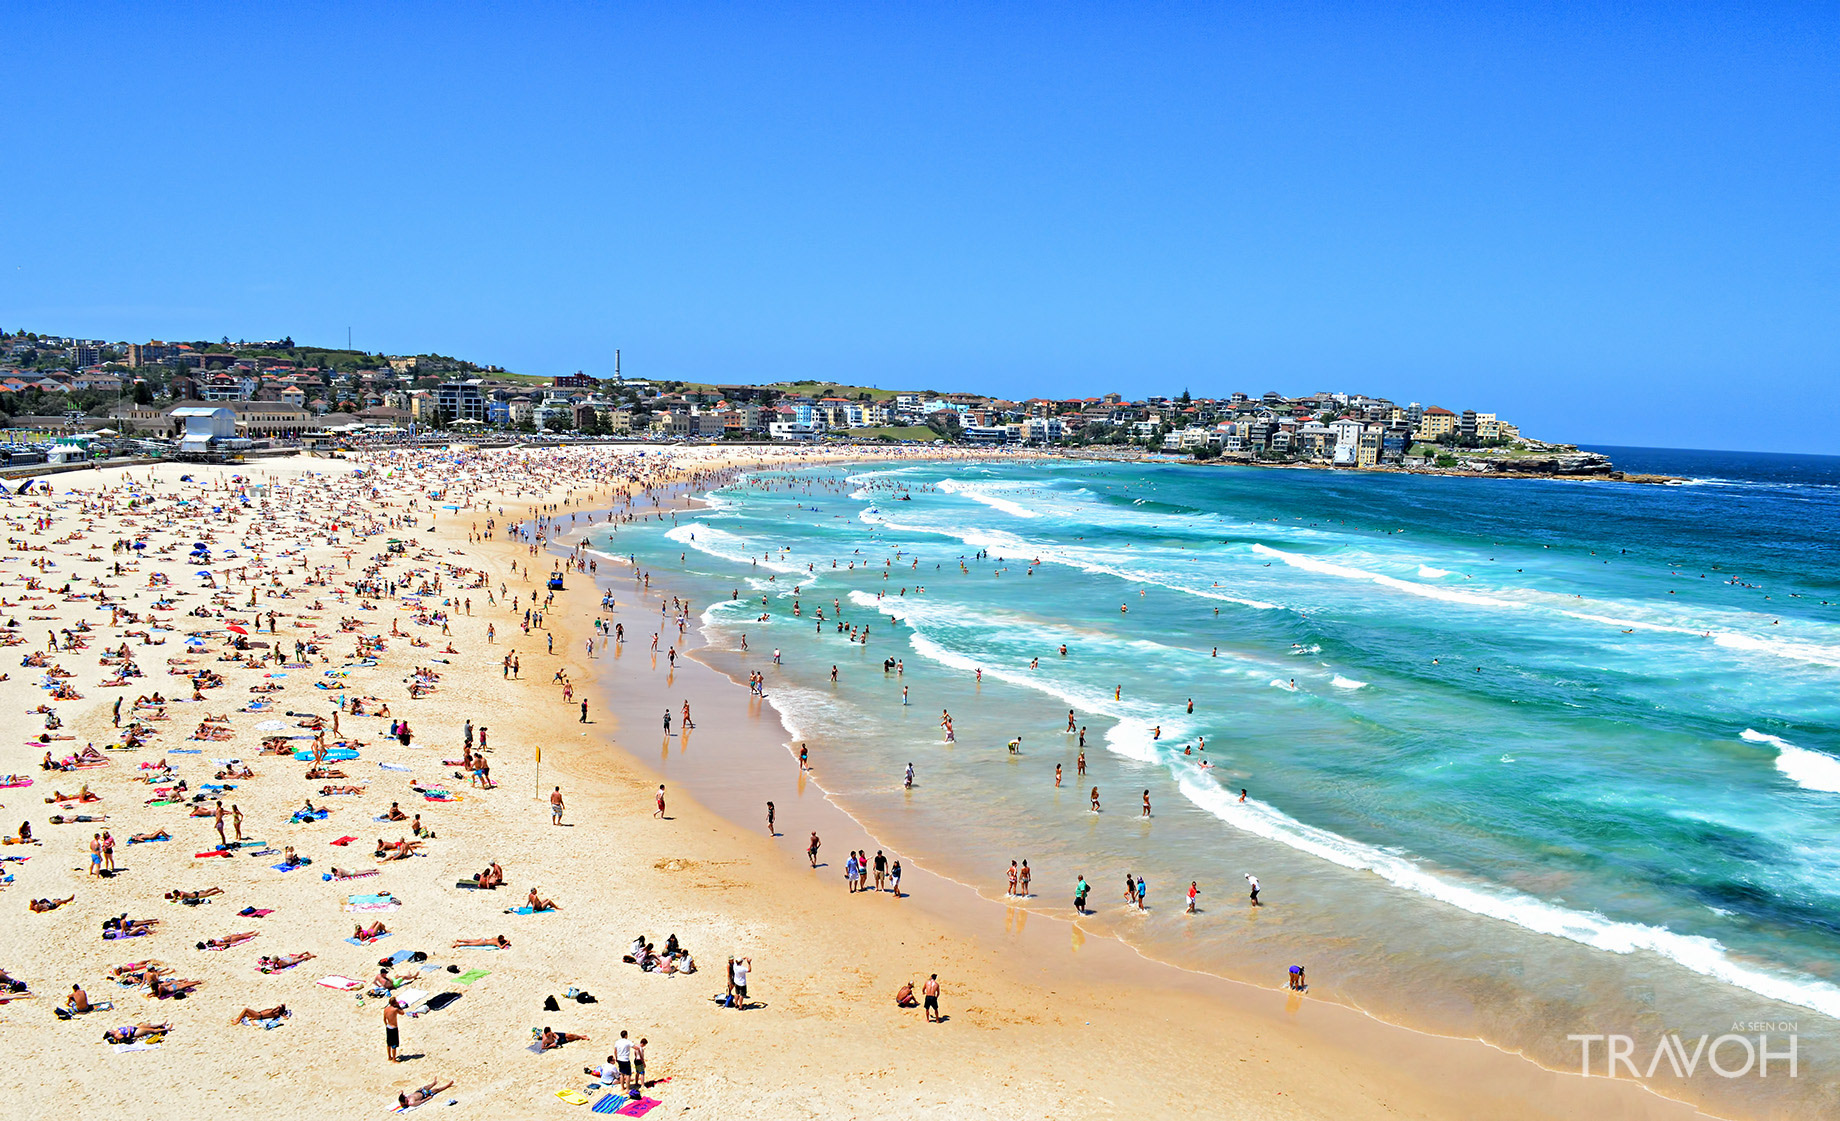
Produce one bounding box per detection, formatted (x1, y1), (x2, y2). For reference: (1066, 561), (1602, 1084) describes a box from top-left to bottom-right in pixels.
(1167, 771), (1840, 1020)
(937, 478), (1042, 519)
(868, 511), (1282, 611)
(1743, 729), (1840, 794)
(1712, 631), (1840, 670)
(1331, 675), (1367, 689)
(1252, 544), (1521, 609)
(1417, 565), (1451, 578)
(665, 522), (809, 577)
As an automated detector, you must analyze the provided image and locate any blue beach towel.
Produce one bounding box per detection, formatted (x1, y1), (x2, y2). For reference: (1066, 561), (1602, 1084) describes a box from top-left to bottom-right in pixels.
(345, 932), (391, 946)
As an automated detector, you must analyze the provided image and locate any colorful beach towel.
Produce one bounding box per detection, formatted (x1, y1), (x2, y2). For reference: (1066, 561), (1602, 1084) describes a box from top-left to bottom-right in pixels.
(616, 1099), (661, 1117)
(346, 932), (391, 946)
(453, 968), (490, 985)
(315, 975), (364, 991)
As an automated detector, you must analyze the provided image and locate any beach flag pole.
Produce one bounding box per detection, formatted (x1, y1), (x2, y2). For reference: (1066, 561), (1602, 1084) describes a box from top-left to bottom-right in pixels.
(535, 740), (541, 801)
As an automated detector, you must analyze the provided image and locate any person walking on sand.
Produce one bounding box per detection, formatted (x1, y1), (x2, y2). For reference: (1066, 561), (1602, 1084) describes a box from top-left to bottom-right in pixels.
(766, 801), (775, 836)
(807, 831), (821, 867)
(662, 710), (671, 734)
(213, 800), (227, 846)
(550, 786), (564, 826)
(654, 785), (666, 818)
(231, 804), (243, 842)
(730, 956), (750, 1009)
(923, 974), (941, 1023)
(580, 699), (588, 723)
(1074, 875), (1090, 915)
(1186, 880), (1200, 913)
(384, 997), (402, 1062)
(1246, 873), (1261, 906)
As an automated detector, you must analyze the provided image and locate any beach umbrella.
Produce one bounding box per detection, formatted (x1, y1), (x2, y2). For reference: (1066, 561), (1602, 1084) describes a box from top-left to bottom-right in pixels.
(228, 625), (248, 635)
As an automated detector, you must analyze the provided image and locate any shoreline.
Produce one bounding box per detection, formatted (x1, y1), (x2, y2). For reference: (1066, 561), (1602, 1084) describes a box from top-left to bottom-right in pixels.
(561, 467), (1730, 1120)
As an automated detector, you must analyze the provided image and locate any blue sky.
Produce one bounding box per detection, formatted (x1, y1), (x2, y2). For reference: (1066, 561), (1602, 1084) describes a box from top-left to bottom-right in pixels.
(5, 4), (1836, 452)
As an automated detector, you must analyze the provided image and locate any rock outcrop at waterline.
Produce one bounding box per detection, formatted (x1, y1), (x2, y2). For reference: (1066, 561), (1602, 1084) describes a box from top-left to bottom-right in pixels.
(1472, 449), (1615, 476)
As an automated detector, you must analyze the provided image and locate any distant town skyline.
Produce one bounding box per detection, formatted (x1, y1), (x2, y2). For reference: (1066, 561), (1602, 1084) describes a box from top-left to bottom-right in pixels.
(5, 6), (1836, 455)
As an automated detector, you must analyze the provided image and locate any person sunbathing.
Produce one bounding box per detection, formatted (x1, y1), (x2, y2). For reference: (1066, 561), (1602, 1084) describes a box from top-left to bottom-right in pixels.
(230, 1004), (288, 1025)
(66, 984), (97, 1012)
(128, 830), (170, 843)
(304, 768), (348, 780)
(537, 1028), (589, 1051)
(382, 803), (408, 822)
(470, 862), (504, 889)
(103, 1022), (169, 1043)
(398, 1080), (454, 1108)
(49, 814), (106, 824)
(256, 951), (314, 973)
(353, 921), (388, 942)
(525, 888), (557, 912)
(451, 935), (510, 949)
(214, 765), (254, 779)
(319, 785), (363, 795)
(31, 895), (75, 912)
(163, 883), (222, 901)
(104, 915), (158, 936)
(109, 961), (169, 984)
(375, 837), (422, 859)
(196, 931), (257, 951)
(149, 975), (201, 999)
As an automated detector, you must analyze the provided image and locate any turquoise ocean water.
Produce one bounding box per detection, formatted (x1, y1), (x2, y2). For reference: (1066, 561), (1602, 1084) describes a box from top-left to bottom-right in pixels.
(599, 448), (1840, 1112)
